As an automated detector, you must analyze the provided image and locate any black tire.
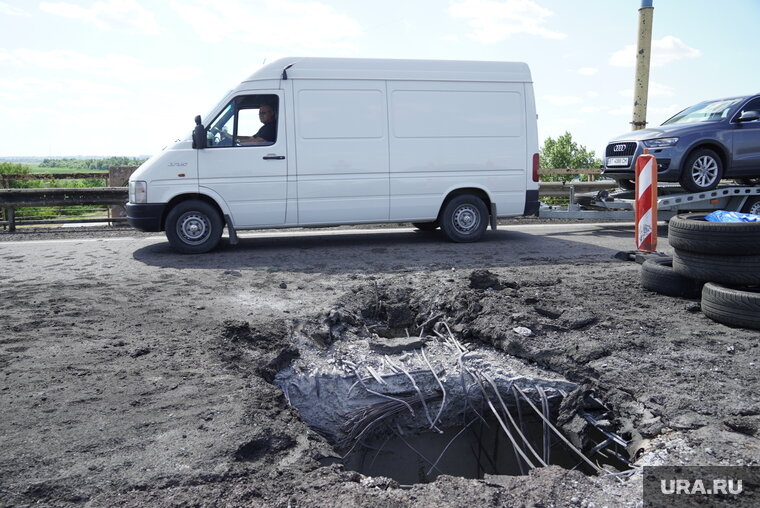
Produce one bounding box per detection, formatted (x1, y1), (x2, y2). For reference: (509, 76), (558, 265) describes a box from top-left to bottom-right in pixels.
(412, 221), (438, 232)
(742, 197), (760, 215)
(701, 282), (760, 330)
(165, 200), (223, 254)
(439, 194), (489, 243)
(640, 257), (703, 298)
(679, 148), (723, 192)
(617, 178), (635, 191)
(668, 213), (760, 255)
(672, 248), (760, 285)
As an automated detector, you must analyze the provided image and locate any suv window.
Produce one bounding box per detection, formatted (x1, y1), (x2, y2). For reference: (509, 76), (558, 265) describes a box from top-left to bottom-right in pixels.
(662, 98), (744, 126)
(734, 97), (760, 122)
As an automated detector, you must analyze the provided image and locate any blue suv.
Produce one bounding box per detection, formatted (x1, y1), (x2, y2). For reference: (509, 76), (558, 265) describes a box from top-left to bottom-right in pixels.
(602, 95), (760, 192)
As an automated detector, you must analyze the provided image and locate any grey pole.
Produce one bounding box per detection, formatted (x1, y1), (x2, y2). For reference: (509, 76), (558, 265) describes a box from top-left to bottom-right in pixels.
(632, 0), (654, 131)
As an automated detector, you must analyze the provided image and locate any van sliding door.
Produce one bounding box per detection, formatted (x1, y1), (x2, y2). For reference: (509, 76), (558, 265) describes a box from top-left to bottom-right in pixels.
(293, 81), (390, 224)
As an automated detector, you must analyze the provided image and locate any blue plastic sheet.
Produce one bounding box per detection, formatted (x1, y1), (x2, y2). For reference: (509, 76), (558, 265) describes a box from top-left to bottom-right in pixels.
(705, 210), (760, 223)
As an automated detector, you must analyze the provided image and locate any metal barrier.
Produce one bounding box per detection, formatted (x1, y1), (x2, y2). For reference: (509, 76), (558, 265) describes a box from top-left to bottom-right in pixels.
(0, 188), (129, 231)
(0, 166), (136, 232)
(0, 167), (610, 232)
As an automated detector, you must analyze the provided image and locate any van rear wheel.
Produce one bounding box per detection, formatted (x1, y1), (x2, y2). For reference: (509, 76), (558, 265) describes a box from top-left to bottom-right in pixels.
(440, 194), (488, 243)
(165, 200), (223, 254)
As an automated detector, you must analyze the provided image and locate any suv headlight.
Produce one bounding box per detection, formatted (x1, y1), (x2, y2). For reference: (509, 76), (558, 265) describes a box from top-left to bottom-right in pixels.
(643, 137), (679, 148)
(129, 180), (147, 203)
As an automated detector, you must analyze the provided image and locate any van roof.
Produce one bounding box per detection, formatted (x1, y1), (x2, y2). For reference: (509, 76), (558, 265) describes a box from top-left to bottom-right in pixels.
(242, 57), (532, 83)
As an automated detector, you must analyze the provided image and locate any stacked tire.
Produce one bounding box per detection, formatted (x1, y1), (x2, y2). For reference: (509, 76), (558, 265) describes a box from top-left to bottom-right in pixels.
(668, 213), (760, 330)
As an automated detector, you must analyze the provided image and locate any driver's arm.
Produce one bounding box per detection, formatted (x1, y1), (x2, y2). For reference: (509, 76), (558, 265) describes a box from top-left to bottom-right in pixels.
(238, 135), (266, 142)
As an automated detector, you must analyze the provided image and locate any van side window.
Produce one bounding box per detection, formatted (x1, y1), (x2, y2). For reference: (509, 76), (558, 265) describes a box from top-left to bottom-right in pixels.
(205, 95), (279, 148)
(206, 104), (235, 147)
(236, 95), (278, 146)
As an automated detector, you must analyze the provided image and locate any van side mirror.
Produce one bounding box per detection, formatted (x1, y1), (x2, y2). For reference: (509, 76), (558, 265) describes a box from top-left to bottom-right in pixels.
(738, 110), (760, 122)
(192, 115), (207, 149)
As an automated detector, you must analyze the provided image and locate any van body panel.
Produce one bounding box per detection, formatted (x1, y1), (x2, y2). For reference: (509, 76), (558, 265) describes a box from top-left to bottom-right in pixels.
(198, 145), (288, 227)
(387, 81), (528, 219)
(522, 82), (541, 193)
(132, 144), (199, 204)
(293, 80), (390, 223)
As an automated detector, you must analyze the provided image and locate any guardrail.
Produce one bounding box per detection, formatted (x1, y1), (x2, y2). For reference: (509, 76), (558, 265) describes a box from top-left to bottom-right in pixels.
(0, 188), (129, 231)
(1, 167), (609, 232)
(0, 166), (136, 232)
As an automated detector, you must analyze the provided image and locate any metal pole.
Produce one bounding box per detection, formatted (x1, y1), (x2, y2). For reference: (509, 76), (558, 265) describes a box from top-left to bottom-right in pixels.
(632, 0), (654, 130)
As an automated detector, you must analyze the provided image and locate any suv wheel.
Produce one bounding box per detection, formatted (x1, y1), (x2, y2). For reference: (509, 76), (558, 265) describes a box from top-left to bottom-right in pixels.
(679, 148), (722, 192)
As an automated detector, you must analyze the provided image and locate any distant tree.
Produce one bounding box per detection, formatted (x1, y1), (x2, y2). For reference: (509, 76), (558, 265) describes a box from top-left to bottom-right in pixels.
(0, 162), (31, 190)
(539, 132), (601, 182)
(0, 162), (31, 174)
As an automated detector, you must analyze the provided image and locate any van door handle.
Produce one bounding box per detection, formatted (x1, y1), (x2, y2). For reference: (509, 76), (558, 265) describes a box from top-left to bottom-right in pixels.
(263, 154), (285, 160)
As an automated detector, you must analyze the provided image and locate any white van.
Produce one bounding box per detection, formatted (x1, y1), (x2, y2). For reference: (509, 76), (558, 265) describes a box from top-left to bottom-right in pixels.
(127, 57), (539, 253)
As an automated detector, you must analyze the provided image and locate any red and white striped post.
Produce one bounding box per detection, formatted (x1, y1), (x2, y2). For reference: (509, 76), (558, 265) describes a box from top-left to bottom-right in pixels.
(635, 149), (658, 252)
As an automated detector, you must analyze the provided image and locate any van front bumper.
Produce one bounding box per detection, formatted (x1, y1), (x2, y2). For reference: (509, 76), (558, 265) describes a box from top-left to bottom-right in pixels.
(126, 203), (166, 232)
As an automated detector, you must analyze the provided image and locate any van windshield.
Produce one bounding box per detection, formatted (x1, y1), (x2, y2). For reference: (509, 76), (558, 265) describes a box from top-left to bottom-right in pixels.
(662, 98), (744, 125)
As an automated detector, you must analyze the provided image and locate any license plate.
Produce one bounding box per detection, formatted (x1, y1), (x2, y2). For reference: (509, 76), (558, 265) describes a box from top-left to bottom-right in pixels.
(607, 157), (629, 167)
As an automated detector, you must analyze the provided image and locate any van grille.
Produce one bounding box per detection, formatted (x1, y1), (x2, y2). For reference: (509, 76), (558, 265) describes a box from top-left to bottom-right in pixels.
(605, 142), (637, 157)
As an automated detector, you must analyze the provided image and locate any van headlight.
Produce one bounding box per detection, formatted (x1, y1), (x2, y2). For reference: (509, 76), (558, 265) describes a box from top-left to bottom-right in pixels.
(129, 181), (147, 203)
(643, 137), (678, 148)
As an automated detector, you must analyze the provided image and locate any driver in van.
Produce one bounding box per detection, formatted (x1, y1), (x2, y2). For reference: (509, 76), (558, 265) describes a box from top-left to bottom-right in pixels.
(238, 103), (276, 144)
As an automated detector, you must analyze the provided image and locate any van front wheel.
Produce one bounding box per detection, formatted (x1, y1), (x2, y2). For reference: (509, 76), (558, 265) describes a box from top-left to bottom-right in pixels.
(165, 200), (223, 254)
(440, 195), (489, 243)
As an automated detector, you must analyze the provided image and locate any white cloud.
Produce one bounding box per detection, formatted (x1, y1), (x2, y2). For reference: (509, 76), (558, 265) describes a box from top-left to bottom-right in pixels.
(553, 118), (583, 125)
(543, 95), (581, 105)
(586, 91), (599, 98)
(0, 2), (28, 15)
(448, 0), (566, 44)
(39, 0), (161, 35)
(609, 35), (701, 67)
(0, 48), (200, 81)
(578, 67), (597, 75)
(608, 106), (631, 116)
(171, 0), (362, 51)
(0, 76), (131, 98)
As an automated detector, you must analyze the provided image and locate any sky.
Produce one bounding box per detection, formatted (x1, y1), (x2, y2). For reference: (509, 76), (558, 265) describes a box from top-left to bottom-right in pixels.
(1, 0), (759, 159)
